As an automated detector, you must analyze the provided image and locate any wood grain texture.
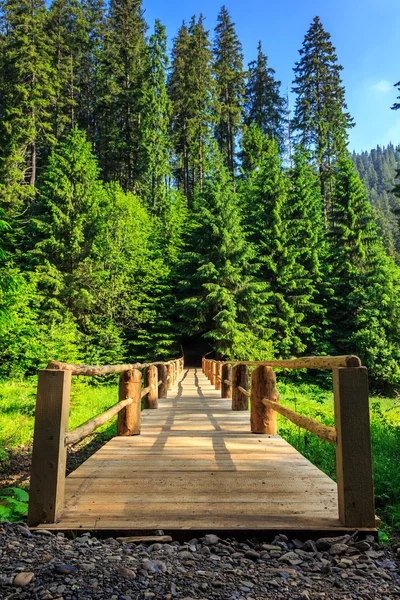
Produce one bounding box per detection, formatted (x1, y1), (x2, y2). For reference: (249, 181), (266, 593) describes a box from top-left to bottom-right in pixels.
(117, 369), (141, 436)
(232, 364), (249, 411)
(251, 366), (279, 434)
(333, 367), (375, 528)
(32, 368), (363, 532)
(224, 355), (361, 370)
(157, 364), (167, 399)
(28, 370), (72, 526)
(66, 398), (134, 445)
(221, 364), (232, 399)
(144, 365), (158, 409)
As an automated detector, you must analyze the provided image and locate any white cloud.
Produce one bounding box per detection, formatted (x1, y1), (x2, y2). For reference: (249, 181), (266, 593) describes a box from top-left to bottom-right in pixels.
(371, 80), (393, 94)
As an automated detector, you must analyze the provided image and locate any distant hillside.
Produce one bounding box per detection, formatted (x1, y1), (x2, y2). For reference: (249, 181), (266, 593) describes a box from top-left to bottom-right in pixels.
(352, 144), (400, 258)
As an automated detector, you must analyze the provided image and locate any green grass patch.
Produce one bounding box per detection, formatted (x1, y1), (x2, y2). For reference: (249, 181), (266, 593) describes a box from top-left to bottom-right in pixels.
(0, 377), (119, 450)
(278, 380), (400, 535)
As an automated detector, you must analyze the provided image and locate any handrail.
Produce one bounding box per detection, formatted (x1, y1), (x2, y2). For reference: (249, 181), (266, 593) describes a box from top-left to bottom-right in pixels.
(262, 399), (337, 444)
(224, 355), (361, 370)
(47, 356), (184, 376)
(65, 397), (134, 445)
(238, 385), (250, 397)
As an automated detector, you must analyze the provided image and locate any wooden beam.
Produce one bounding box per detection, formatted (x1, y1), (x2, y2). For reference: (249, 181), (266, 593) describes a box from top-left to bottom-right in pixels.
(251, 366), (279, 434)
(47, 361), (144, 376)
(262, 399), (337, 444)
(232, 364), (249, 411)
(224, 355), (361, 370)
(210, 361), (216, 386)
(65, 398), (134, 445)
(333, 367), (375, 528)
(28, 369), (72, 526)
(157, 364), (168, 399)
(221, 364), (232, 399)
(117, 369), (141, 436)
(144, 365), (158, 409)
(215, 362), (222, 390)
(166, 363), (173, 391)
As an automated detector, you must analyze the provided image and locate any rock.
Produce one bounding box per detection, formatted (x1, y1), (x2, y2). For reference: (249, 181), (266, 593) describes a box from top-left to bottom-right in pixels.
(303, 540), (318, 553)
(329, 544), (349, 556)
(300, 592), (310, 600)
(349, 540), (370, 552)
(279, 551), (302, 564)
(178, 550), (193, 561)
(142, 559), (167, 574)
(34, 529), (54, 536)
(117, 566), (137, 579)
(200, 546), (211, 555)
(144, 593), (155, 599)
(316, 535), (351, 550)
(204, 534), (219, 546)
(244, 550), (260, 560)
(55, 564), (77, 575)
(116, 535), (173, 543)
(13, 572), (35, 587)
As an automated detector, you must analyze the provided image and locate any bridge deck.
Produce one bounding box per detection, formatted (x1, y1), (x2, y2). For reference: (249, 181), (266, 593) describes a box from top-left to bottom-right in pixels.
(37, 368), (346, 532)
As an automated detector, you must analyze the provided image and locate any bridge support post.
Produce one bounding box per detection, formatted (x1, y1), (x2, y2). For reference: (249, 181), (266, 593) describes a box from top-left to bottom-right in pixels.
(210, 360), (216, 386)
(221, 364), (232, 399)
(232, 364), (249, 411)
(117, 369), (142, 436)
(215, 362), (221, 390)
(167, 362), (174, 390)
(333, 367), (375, 528)
(28, 369), (72, 526)
(250, 366), (279, 434)
(144, 365), (158, 409)
(157, 363), (168, 399)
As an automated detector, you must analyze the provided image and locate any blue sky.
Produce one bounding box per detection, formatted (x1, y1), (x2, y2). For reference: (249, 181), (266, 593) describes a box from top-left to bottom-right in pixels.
(143, 0), (400, 153)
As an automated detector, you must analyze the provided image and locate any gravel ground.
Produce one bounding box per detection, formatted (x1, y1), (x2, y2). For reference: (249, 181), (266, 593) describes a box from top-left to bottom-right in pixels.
(1, 524), (399, 600)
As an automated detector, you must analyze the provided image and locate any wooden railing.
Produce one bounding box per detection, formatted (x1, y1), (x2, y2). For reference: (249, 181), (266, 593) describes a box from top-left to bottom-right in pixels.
(28, 357), (184, 526)
(202, 355), (376, 529)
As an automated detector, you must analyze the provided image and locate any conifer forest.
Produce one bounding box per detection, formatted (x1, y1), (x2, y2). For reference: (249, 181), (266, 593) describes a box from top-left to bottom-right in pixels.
(1, 1), (400, 389)
(1, 0), (400, 539)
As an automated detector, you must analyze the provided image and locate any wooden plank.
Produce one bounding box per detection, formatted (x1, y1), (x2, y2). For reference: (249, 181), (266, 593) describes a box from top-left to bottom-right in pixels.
(333, 367), (375, 528)
(28, 370), (72, 526)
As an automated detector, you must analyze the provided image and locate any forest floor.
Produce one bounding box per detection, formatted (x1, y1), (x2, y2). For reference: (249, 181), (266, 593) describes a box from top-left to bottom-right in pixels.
(0, 376), (399, 539)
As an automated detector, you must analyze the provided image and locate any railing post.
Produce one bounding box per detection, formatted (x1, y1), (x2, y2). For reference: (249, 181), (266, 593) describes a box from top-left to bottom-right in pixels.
(144, 365), (158, 409)
(333, 367), (375, 527)
(232, 364), (249, 411)
(210, 360), (216, 386)
(215, 362), (221, 390)
(205, 359), (210, 379)
(166, 362), (173, 390)
(28, 369), (72, 526)
(157, 363), (168, 399)
(221, 364), (232, 399)
(250, 366), (279, 433)
(117, 368), (141, 435)
(202, 357), (205, 374)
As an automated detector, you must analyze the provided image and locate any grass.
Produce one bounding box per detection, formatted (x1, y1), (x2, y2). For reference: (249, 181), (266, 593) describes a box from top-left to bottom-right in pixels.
(0, 376), (119, 451)
(0, 373), (399, 537)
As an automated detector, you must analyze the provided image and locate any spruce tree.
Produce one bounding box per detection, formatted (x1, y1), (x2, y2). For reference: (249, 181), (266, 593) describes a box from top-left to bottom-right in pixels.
(140, 20), (172, 214)
(292, 17), (354, 207)
(169, 16), (215, 203)
(213, 6), (245, 174)
(244, 41), (286, 152)
(178, 149), (269, 359)
(47, 0), (87, 140)
(328, 157), (400, 384)
(0, 0), (55, 211)
(97, 0), (147, 189)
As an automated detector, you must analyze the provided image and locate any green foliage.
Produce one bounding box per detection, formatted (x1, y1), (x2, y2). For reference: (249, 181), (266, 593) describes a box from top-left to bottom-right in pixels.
(244, 41), (286, 152)
(292, 16), (354, 201)
(0, 487), (29, 521)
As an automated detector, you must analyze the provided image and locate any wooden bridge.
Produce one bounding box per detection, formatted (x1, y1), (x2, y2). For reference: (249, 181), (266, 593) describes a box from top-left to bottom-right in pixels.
(28, 355), (377, 534)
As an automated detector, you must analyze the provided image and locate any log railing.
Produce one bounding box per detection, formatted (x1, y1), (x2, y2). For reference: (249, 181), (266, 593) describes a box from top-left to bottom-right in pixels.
(202, 355), (375, 529)
(28, 356), (184, 526)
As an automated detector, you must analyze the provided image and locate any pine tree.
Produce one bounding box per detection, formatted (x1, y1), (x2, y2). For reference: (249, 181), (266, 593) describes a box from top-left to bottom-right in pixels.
(213, 6), (244, 175)
(140, 20), (172, 214)
(292, 16), (354, 207)
(0, 0), (55, 211)
(244, 41), (286, 152)
(47, 0), (88, 140)
(169, 16), (215, 204)
(328, 157), (400, 384)
(178, 149), (269, 359)
(97, 0), (147, 189)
